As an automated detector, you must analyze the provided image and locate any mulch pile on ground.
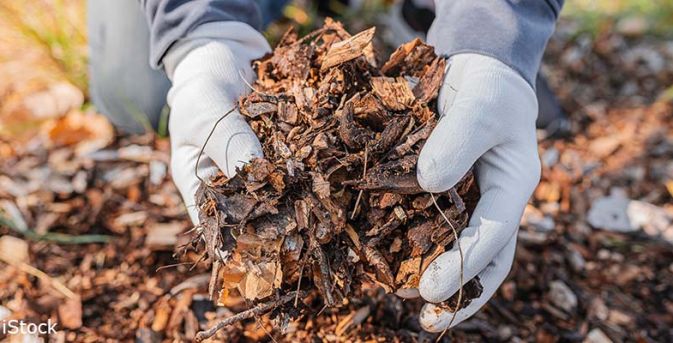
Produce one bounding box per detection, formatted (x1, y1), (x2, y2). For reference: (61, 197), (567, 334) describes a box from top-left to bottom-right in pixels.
(190, 20), (480, 339)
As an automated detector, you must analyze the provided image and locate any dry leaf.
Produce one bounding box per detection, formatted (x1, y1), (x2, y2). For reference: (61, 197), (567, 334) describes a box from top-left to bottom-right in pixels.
(41, 110), (114, 155)
(311, 173), (331, 199)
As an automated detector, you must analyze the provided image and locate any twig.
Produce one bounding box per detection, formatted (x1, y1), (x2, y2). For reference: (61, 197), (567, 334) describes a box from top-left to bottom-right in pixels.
(208, 260), (221, 300)
(0, 256), (77, 300)
(239, 70), (276, 99)
(350, 146), (368, 219)
(19, 262), (78, 299)
(195, 291), (302, 342)
(195, 107), (239, 185)
(430, 193), (464, 340)
(155, 262), (193, 272)
(294, 258), (307, 307)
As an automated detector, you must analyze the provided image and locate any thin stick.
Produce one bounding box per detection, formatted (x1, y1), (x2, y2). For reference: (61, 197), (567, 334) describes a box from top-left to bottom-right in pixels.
(430, 193), (464, 340)
(255, 314), (279, 343)
(294, 259), (306, 307)
(350, 146), (368, 219)
(155, 262), (193, 272)
(208, 260), (221, 300)
(239, 70), (275, 98)
(195, 107), (239, 185)
(195, 291), (301, 342)
(2, 260), (78, 300)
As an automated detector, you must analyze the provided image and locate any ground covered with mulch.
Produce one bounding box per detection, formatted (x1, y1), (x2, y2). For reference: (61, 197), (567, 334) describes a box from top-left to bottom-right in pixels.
(1, 16), (673, 343)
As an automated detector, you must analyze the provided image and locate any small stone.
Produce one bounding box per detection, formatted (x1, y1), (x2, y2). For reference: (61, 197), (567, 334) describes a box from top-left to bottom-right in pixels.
(608, 309), (633, 326)
(113, 211), (148, 227)
(588, 136), (622, 159)
(627, 200), (672, 241)
(522, 205), (555, 232)
(0, 305), (10, 321)
(498, 325), (513, 340)
(136, 327), (162, 343)
(518, 230), (548, 244)
(588, 189), (672, 240)
(58, 298), (83, 329)
(587, 189), (636, 232)
(501, 281), (516, 302)
(145, 222), (185, 250)
(72, 170), (88, 193)
(11, 333), (42, 343)
(540, 202), (560, 216)
(616, 16), (648, 37)
(597, 249), (611, 260)
(119, 144), (154, 162)
(0, 235), (30, 265)
(626, 46), (665, 73)
(149, 160), (167, 186)
(567, 248), (586, 272)
(541, 147), (559, 168)
(549, 280), (577, 313)
(588, 298), (609, 321)
(584, 328), (612, 343)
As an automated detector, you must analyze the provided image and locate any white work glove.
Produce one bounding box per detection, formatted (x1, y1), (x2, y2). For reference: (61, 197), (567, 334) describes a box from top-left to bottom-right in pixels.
(414, 53), (541, 331)
(164, 22), (271, 224)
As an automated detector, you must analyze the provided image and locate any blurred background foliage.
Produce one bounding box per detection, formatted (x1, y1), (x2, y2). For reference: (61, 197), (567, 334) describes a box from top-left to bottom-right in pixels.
(564, 0), (673, 37)
(0, 0), (671, 141)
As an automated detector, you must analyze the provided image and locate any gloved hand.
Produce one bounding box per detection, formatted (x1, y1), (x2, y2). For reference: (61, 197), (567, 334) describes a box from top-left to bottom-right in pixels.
(414, 53), (541, 331)
(164, 22), (271, 224)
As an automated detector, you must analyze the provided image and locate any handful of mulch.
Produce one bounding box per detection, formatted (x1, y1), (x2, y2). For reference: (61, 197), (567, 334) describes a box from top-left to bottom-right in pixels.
(190, 19), (481, 340)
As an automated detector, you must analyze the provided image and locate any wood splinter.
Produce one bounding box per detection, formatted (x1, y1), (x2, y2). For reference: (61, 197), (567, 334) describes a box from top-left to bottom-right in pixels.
(195, 291), (304, 342)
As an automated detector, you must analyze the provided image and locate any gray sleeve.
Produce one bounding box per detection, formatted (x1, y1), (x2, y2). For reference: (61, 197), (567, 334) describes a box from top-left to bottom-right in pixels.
(427, 0), (564, 88)
(139, 0), (263, 69)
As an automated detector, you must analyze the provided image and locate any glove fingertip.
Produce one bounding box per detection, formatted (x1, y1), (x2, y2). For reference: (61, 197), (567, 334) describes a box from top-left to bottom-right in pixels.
(418, 263), (446, 303)
(210, 130), (263, 177)
(418, 252), (463, 303)
(417, 148), (463, 193)
(419, 303), (453, 333)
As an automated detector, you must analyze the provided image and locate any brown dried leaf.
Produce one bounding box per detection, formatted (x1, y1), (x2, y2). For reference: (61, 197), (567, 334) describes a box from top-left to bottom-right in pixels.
(238, 261), (282, 301)
(41, 110), (114, 156)
(311, 172), (331, 199)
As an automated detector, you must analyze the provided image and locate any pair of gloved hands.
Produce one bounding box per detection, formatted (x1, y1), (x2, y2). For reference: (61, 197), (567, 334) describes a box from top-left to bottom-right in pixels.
(165, 23), (540, 331)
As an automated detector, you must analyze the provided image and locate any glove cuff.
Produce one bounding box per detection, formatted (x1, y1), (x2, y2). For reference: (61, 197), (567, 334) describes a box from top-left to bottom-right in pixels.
(163, 21), (271, 80)
(427, 1), (561, 89)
